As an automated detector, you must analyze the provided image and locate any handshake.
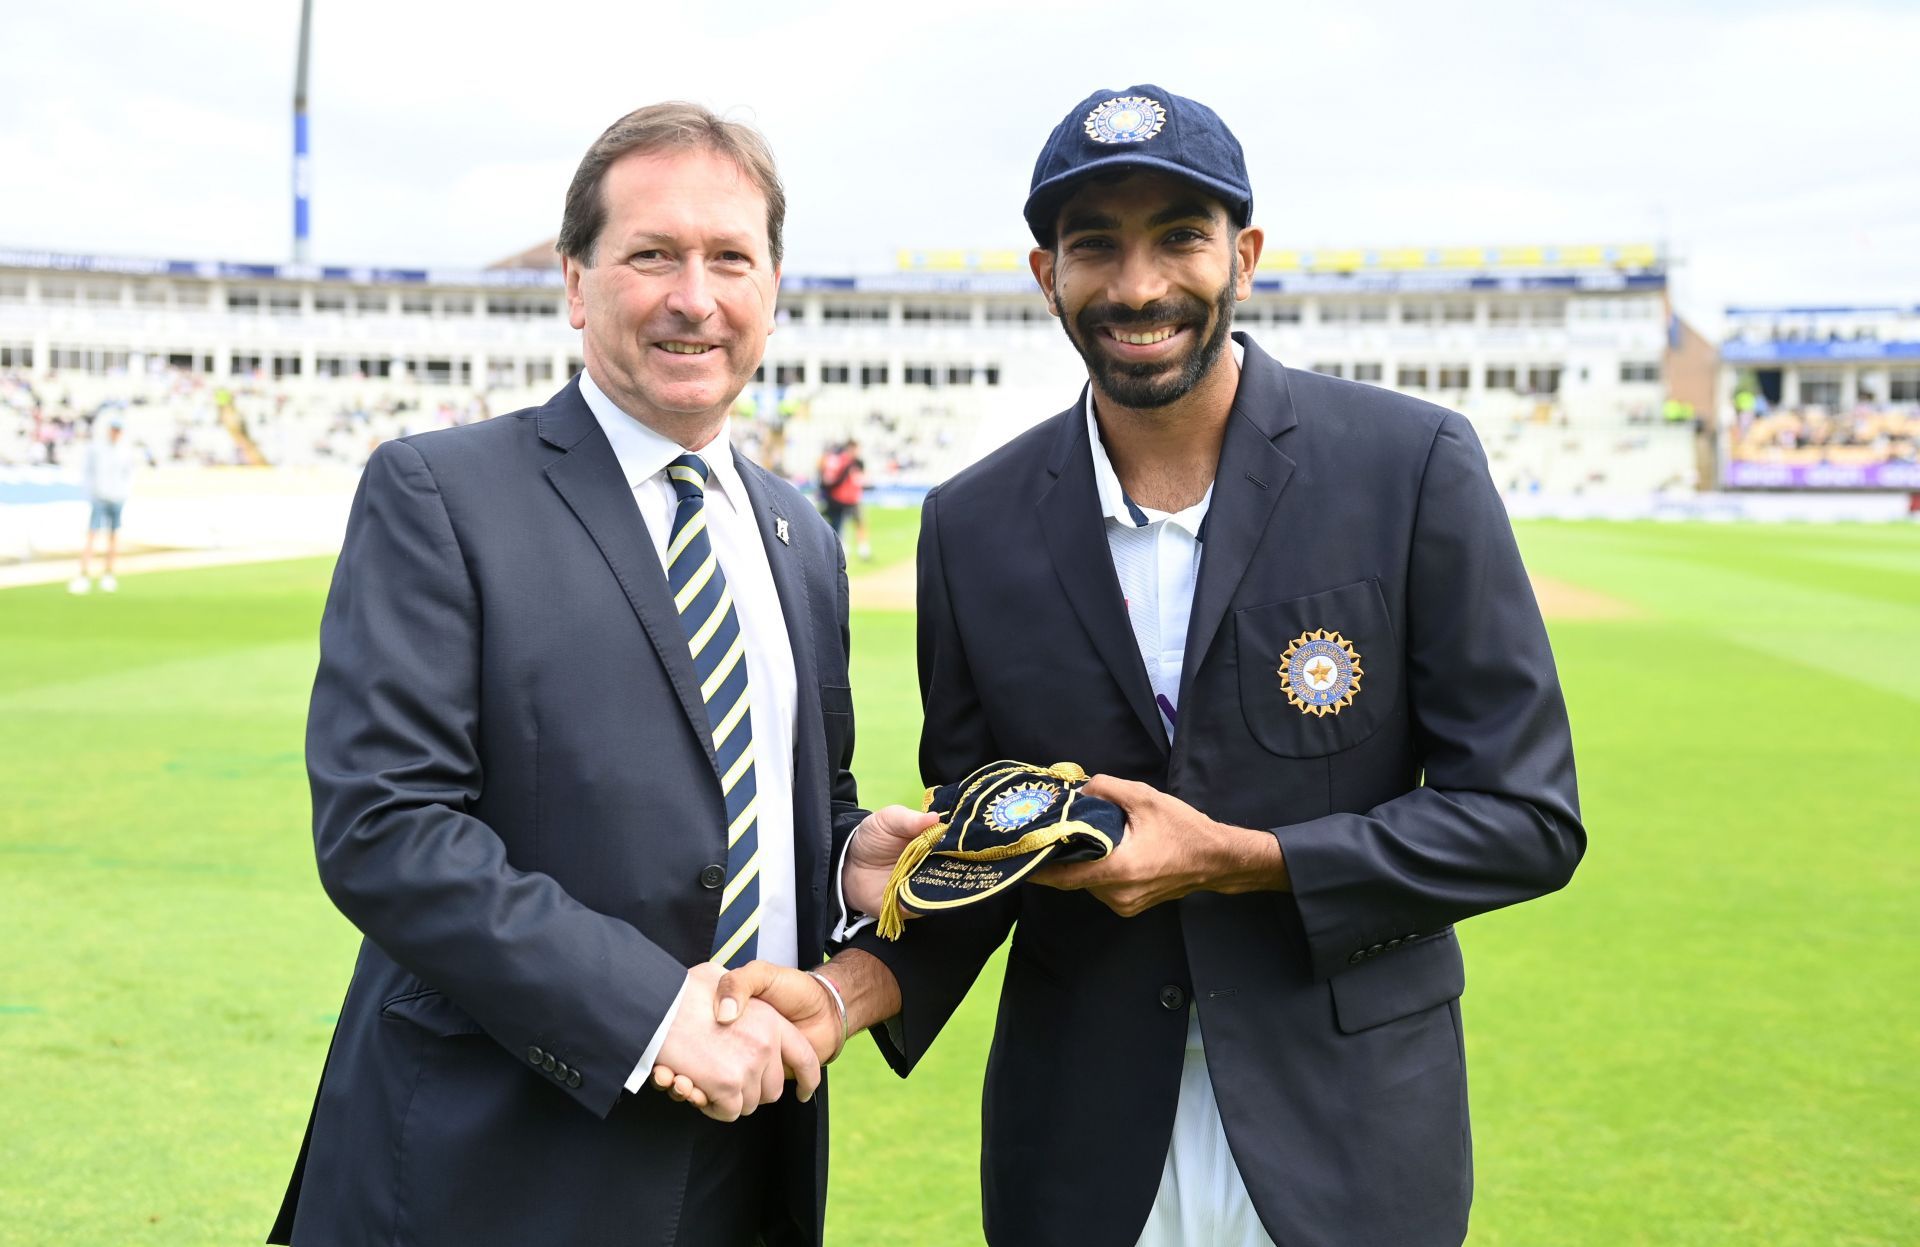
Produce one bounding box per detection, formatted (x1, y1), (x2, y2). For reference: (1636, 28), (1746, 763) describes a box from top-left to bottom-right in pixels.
(646, 958), (854, 1122)
(643, 803), (933, 1122)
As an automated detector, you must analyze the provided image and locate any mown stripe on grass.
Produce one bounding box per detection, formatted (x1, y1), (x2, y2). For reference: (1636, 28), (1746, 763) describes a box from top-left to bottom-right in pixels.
(1515, 522), (1920, 703)
(0, 641), (316, 716)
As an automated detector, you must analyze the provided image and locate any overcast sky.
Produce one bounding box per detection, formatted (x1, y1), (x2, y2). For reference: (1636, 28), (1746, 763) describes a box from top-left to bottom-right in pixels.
(4, 0), (1916, 331)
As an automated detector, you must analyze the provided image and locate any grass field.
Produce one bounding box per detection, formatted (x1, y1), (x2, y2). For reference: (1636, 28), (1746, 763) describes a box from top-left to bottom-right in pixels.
(1, 512), (1915, 1244)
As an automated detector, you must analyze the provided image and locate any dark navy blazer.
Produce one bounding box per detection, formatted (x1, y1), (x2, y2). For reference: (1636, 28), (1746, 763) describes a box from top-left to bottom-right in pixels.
(852, 334), (1584, 1247)
(271, 379), (864, 1246)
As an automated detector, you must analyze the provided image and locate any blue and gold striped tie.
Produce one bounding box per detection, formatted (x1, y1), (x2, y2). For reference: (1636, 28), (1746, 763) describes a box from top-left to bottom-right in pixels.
(665, 453), (761, 968)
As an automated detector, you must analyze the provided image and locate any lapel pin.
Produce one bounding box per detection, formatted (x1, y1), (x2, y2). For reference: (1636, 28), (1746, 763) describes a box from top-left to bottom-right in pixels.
(774, 515), (791, 546)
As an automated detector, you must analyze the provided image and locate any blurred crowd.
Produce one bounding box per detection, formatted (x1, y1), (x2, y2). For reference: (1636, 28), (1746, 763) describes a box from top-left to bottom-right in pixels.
(1730, 404), (1919, 465)
(1, 369), (976, 499)
(824, 407), (956, 479)
(714, 394), (967, 491)
(0, 368), (497, 470)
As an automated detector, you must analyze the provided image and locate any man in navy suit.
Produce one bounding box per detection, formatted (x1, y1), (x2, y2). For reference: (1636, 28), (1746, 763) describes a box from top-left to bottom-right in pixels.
(270, 103), (929, 1247)
(696, 85), (1584, 1246)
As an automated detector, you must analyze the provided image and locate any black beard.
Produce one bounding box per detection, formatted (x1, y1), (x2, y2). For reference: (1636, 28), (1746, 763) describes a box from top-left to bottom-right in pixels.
(1054, 262), (1238, 409)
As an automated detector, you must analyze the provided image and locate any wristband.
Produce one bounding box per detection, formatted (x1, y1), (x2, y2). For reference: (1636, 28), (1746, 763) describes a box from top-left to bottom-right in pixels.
(806, 969), (849, 1064)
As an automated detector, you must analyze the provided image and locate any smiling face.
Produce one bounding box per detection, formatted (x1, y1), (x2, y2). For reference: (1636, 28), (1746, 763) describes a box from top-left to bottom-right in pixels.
(1031, 169), (1261, 411)
(562, 146), (780, 444)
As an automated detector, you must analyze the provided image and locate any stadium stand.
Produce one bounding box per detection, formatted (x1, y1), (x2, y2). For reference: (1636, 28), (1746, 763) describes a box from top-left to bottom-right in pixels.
(1719, 304), (1920, 489)
(1, 367), (521, 471)
(1730, 406), (1918, 465)
(0, 239), (1741, 532)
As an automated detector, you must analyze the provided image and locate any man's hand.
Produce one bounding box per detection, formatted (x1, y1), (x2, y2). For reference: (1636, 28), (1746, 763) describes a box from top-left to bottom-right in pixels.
(1029, 775), (1290, 916)
(648, 963), (820, 1122)
(842, 804), (940, 917)
(654, 951), (903, 1110)
(724, 963), (845, 1063)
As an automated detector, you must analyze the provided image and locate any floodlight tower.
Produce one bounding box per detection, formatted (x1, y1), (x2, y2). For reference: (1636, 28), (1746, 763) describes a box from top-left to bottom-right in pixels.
(293, 0), (314, 262)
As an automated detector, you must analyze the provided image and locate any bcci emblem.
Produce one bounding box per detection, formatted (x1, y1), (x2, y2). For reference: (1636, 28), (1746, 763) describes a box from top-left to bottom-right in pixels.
(984, 782), (1059, 832)
(1083, 95), (1167, 144)
(1278, 630), (1363, 717)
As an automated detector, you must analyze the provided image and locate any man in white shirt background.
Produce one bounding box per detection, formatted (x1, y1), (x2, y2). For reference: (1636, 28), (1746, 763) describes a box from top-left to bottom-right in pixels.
(69, 415), (137, 594)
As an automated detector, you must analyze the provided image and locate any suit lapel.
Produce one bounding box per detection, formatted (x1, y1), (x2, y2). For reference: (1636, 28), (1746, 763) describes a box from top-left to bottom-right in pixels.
(538, 382), (719, 776)
(1038, 397), (1170, 754)
(1178, 335), (1298, 714)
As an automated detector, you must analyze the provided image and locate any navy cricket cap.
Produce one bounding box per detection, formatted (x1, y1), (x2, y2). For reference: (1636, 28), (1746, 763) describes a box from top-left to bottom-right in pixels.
(1024, 84), (1253, 245)
(875, 760), (1126, 939)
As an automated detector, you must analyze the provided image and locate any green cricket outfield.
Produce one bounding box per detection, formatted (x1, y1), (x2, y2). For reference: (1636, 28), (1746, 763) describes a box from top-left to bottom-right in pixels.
(1, 514), (1914, 1244)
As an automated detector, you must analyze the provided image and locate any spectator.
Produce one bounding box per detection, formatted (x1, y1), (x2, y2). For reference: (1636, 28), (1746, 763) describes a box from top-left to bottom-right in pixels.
(69, 417), (138, 594)
(817, 436), (870, 560)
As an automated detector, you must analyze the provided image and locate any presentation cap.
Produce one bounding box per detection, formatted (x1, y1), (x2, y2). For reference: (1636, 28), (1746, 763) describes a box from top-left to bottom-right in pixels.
(876, 759), (1125, 939)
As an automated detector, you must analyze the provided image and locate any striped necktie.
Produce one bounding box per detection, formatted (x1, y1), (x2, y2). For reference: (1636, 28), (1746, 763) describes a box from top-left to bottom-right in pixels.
(665, 453), (761, 968)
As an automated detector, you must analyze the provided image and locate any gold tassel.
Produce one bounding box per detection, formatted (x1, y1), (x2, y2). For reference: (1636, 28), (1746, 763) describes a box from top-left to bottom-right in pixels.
(878, 819), (949, 940)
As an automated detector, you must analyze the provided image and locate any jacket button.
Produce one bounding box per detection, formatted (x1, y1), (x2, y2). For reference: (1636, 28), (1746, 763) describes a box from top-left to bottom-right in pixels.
(542, 1054), (557, 1073)
(1158, 985), (1187, 1011)
(1367, 943), (1385, 957)
(567, 1070), (583, 1089)
(527, 1045), (545, 1066)
(699, 864), (727, 889)
(1348, 951), (1366, 966)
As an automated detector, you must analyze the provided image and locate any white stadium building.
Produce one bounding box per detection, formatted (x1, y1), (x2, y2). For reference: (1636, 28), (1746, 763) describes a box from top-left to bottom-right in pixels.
(24, 237), (1906, 561)
(1, 239), (1697, 470)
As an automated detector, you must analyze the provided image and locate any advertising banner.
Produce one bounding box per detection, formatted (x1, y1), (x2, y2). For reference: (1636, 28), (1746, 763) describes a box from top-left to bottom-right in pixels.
(1724, 460), (1920, 489)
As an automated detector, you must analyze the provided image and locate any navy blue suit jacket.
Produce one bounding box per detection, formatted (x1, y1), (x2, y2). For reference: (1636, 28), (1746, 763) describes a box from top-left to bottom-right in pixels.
(272, 380), (864, 1245)
(851, 334), (1583, 1246)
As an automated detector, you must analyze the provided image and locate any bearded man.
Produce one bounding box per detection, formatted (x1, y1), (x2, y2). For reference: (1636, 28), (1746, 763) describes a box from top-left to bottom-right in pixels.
(697, 85), (1584, 1247)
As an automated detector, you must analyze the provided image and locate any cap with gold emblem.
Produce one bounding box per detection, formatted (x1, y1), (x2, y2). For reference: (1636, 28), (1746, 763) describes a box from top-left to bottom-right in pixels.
(875, 760), (1125, 939)
(1024, 83), (1253, 246)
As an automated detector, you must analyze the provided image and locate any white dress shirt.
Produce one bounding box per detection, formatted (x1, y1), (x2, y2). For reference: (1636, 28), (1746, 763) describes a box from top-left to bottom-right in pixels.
(575, 370), (802, 1090)
(1085, 345), (1278, 1247)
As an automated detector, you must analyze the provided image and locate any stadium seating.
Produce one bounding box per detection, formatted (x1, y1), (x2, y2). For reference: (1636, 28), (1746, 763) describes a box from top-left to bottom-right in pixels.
(1729, 405), (1918, 467)
(3, 363), (1712, 506)
(0, 367), (544, 471)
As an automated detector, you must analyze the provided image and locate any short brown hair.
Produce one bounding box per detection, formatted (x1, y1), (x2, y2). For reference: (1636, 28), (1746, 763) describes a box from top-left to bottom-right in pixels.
(557, 102), (786, 268)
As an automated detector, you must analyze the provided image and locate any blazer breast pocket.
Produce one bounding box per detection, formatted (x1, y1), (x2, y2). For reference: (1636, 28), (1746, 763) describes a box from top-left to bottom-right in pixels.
(1236, 578), (1398, 758)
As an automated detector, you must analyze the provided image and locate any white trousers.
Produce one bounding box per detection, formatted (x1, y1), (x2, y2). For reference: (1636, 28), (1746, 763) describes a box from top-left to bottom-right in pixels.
(1134, 1009), (1278, 1247)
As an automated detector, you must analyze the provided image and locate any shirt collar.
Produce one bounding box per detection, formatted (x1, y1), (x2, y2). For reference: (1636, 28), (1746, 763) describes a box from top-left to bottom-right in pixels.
(578, 366), (743, 509)
(1082, 339), (1239, 538)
